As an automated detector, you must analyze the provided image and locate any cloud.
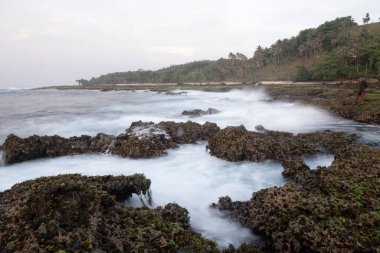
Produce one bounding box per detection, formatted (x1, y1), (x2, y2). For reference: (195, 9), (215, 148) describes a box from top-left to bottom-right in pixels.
(2, 29), (32, 42)
(0, 0), (379, 87)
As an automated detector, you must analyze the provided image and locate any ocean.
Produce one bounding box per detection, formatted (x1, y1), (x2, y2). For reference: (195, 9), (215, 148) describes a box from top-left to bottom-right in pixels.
(0, 88), (379, 247)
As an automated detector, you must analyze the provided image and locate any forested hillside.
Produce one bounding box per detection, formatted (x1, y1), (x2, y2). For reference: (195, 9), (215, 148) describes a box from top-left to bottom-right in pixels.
(253, 16), (380, 81)
(80, 16), (380, 85)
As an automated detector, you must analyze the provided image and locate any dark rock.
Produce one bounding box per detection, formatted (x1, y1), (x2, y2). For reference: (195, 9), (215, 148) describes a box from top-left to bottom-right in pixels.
(211, 196), (235, 212)
(158, 121), (220, 144)
(90, 133), (115, 153)
(112, 133), (177, 158)
(181, 108), (220, 117)
(205, 108), (221, 115)
(0, 174), (219, 252)
(207, 126), (304, 163)
(2, 134), (91, 164)
(254, 125), (266, 132)
(281, 158), (310, 183)
(222, 244), (263, 253)
(182, 109), (204, 117)
(158, 203), (190, 229)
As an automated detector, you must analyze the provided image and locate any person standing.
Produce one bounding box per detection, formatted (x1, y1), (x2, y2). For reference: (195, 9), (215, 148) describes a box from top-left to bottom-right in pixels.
(356, 77), (368, 104)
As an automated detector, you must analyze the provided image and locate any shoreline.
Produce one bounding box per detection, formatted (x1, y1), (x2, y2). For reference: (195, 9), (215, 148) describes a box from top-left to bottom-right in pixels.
(38, 81), (380, 125)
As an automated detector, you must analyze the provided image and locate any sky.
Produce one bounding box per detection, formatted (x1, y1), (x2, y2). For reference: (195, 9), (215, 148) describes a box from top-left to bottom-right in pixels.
(0, 0), (379, 88)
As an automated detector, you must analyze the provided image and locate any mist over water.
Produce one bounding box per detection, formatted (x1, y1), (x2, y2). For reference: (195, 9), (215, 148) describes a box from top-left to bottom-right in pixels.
(0, 88), (379, 247)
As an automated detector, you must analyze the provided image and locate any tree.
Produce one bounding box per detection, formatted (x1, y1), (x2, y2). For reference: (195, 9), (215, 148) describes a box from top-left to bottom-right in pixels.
(360, 41), (380, 74)
(312, 54), (345, 80)
(253, 46), (266, 67)
(76, 79), (88, 86)
(296, 65), (311, 81)
(363, 13), (370, 24)
(228, 52), (236, 60)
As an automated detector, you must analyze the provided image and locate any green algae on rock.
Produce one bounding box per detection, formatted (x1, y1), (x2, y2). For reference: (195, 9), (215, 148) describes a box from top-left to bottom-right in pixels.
(0, 174), (219, 252)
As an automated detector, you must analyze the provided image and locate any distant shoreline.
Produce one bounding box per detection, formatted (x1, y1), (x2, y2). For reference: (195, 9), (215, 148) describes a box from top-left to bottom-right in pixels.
(38, 81), (380, 125)
(39, 78), (380, 92)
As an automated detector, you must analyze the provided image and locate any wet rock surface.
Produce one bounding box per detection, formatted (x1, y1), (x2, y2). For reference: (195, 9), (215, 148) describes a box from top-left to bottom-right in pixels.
(182, 108), (221, 117)
(0, 174), (219, 253)
(158, 121), (220, 144)
(157, 203), (190, 229)
(3, 134), (94, 164)
(2, 120), (220, 165)
(2, 119), (378, 252)
(212, 144), (380, 252)
(207, 125), (356, 183)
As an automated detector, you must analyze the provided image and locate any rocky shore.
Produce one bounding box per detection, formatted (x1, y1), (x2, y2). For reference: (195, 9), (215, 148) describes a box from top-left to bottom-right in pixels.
(209, 127), (380, 252)
(0, 174), (222, 252)
(1, 120), (379, 252)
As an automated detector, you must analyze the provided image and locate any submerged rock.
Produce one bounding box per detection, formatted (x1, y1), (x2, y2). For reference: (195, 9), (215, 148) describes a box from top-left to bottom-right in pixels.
(213, 144), (380, 252)
(0, 174), (219, 252)
(181, 108), (221, 117)
(254, 125), (266, 132)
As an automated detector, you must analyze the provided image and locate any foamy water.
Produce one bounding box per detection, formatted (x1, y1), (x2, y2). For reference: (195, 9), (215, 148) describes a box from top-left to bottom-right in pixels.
(0, 88), (379, 247)
(0, 144), (286, 247)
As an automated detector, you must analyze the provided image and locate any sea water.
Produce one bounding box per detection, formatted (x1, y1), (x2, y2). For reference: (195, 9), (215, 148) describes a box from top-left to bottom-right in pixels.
(0, 88), (379, 247)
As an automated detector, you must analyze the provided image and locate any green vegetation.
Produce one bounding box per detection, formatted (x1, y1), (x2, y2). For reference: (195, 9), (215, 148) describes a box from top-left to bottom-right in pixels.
(79, 56), (257, 85)
(253, 16), (380, 81)
(80, 16), (380, 85)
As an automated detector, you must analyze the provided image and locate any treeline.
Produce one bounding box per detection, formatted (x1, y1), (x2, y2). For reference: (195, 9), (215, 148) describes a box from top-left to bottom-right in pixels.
(77, 56), (257, 85)
(80, 16), (380, 85)
(253, 16), (380, 81)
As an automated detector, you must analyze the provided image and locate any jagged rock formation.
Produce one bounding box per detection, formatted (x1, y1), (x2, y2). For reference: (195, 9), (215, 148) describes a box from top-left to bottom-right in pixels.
(1, 121), (220, 165)
(0, 174), (219, 252)
(211, 138), (380, 252)
(157, 121), (220, 144)
(181, 108), (221, 117)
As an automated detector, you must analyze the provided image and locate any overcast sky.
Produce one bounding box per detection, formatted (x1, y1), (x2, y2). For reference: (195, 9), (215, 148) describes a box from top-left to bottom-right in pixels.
(0, 0), (379, 87)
